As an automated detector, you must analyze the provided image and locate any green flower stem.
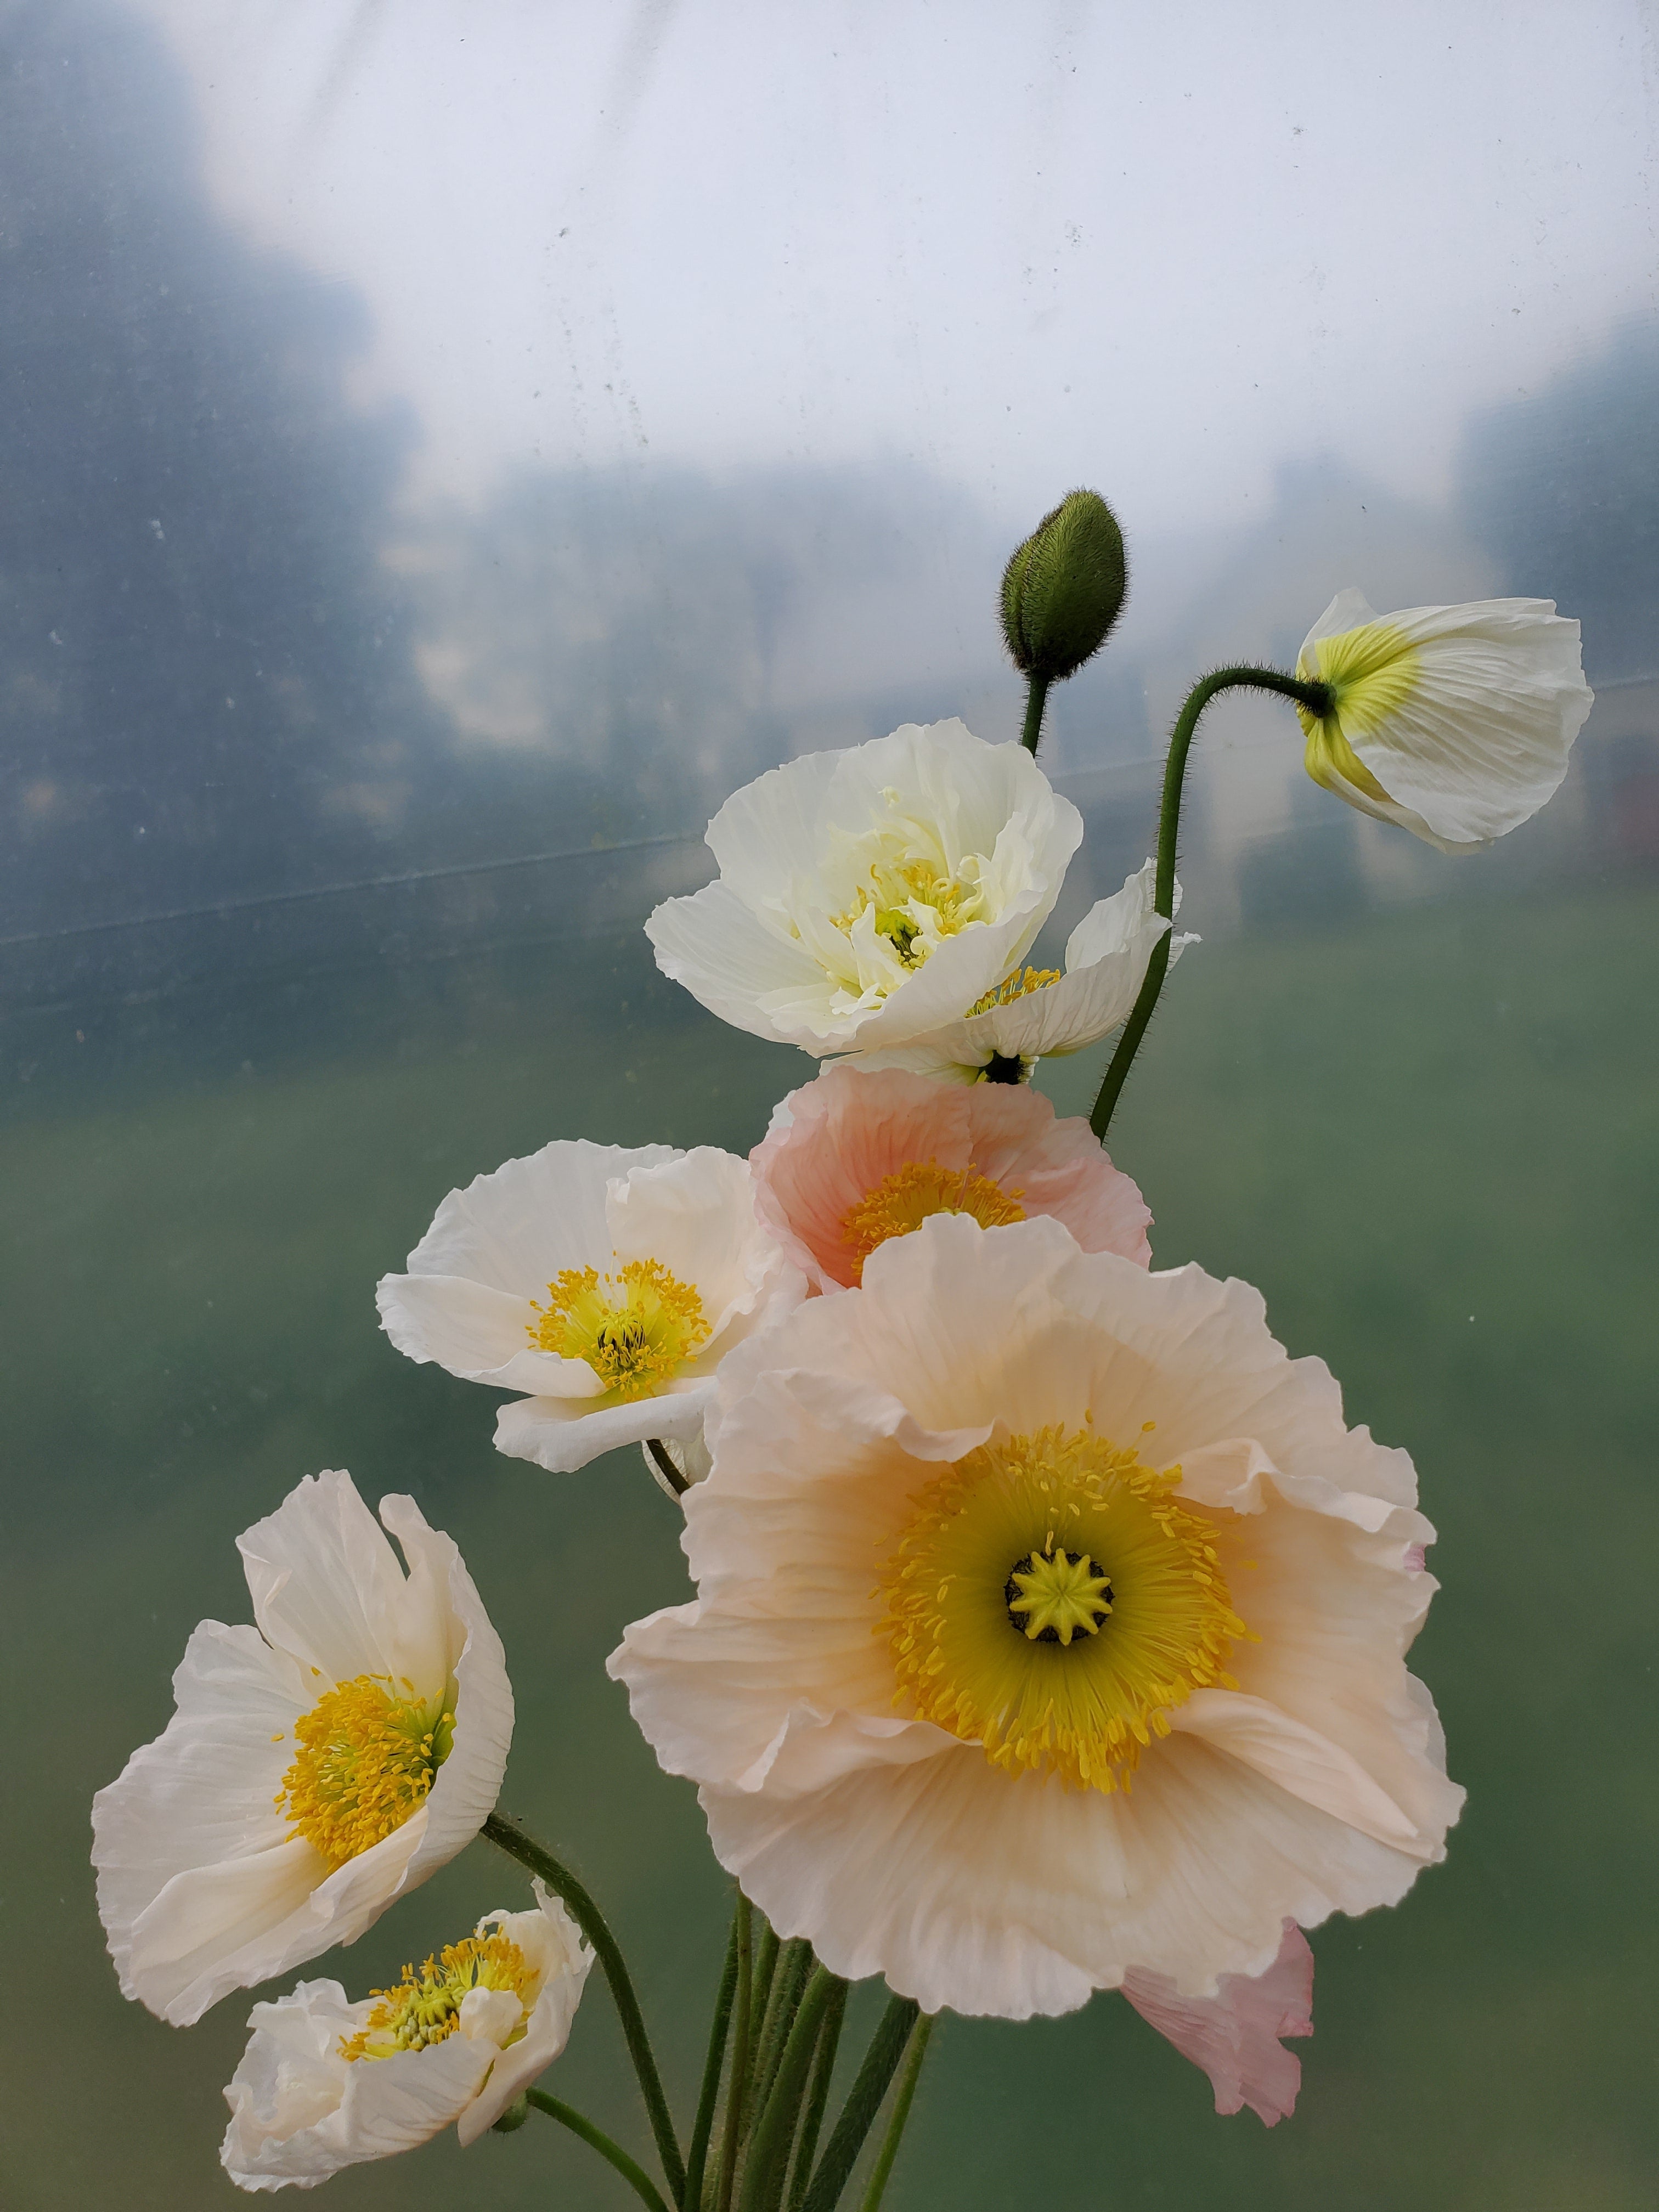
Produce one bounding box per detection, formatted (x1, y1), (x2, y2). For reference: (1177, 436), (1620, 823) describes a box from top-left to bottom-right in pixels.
(1020, 672), (1052, 756)
(739, 1966), (842, 2212)
(799, 1995), (921, 2212)
(745, 1922), (781, 2121)
(1089, 664), (1334, 1141)
(716, 1897), (755, 2212)
(646, 1438), (690, 1497)
(786, 1980), (848, 2212)
(749, 1939), (815, 2129)
(483, 1812), (685, 2206)
(526, 2090), (674, 2212)
(857, 2014), (934, 2212)
(686, 1901), (742, 2212)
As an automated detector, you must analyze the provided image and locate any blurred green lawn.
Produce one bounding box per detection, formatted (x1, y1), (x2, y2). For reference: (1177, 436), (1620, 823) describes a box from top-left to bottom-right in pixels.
(3, 874), (1655, 2210)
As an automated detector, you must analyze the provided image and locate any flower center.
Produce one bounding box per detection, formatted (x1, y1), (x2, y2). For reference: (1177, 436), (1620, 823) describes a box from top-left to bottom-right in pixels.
(340, 1926), (534, 2062)
(1006, 1546), (1113, 1644)
(877, 1425), (1245, 1792)
(1296, 619), (1420, 802)
(528, 1257), (709, 1399)
(830, 795), (994, 976)
(840, 1159), (1025, 1282)
(277, 1674), (454, 1871)
(967, 966), (1062, 1016)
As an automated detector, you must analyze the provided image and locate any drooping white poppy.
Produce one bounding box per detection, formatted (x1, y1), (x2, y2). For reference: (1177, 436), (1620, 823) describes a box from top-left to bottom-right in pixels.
(376, 1141), (805, 1477)
(1296, 591), (1593, 851)
(841, 860), (1192, 1084)
(644, 720), (1084, 1057)
(221, 1883), (591, 2191)
(93, 1471), (513, 2027)
(610, 1214), (1463, 2024)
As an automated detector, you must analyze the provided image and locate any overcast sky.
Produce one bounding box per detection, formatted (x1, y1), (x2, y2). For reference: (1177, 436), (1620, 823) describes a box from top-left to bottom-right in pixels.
(136, 0), (1657, 535)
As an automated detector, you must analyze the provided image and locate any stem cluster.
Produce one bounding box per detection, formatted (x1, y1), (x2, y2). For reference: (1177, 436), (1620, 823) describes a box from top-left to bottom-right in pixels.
(486, 1816), (933, 2212)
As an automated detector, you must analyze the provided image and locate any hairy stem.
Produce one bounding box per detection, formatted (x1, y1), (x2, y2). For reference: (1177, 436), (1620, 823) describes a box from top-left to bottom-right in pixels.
(1090, 664), (1333, 1139)
(786, 1981), (848, 2212)
(749, 1939), (815, 2130)
(526, 2090), (674, 2212)
(715, 1897), (755, 2212)
(858, 2015), (934, 2212)
(686, 1901), (742, 2212)
(740, 1966), (842, 2212)
(483, 1812), (685, 2205)
(1020, 672), (1052, 755)
(799, 1995), (921, 2212)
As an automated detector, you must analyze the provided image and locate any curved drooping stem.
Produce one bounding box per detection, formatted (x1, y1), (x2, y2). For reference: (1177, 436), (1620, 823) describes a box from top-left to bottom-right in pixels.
(483, 1811), (686, 2205)
(1089, 665), (1333, 1140)
(527, 2090), (674, 2212)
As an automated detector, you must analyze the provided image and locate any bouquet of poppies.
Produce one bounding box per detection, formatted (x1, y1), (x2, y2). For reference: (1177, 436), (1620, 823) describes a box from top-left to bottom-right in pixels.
(91, 492), (1592, 2205)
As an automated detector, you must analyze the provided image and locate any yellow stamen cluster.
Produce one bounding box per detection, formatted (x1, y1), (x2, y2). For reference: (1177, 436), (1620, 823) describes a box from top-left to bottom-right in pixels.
(876, 1425), (1246, 1792)
(277, 1674), (454, 1871)
(340, 1927), (534, 2062)
(967, 966), (1062, 1015)
(840, 1159), (1025, 1282)
(527, 1256), (709, 1400)
(830, 798), (992, 972)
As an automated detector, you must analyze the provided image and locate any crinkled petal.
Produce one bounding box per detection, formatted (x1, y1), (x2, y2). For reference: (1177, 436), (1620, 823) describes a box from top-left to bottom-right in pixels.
(93, 1476), (511, 2025)
(1123, 1921), (1313, 2124)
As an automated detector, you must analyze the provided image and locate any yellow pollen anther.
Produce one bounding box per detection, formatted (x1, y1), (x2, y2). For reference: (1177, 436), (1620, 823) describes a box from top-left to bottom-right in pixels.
(876, 1425), (1246, 1793)
(340, 1926), (534, 2062)
(527, 1256), (709, 1400)
(828, 797), (994, 980)
(277, 1674), (454, 1871)
(840, 1159), (1025, 1282)
(967, 966), (1062, 1015)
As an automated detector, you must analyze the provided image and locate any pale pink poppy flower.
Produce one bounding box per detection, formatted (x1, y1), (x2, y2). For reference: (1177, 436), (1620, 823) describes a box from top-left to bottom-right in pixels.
(749, 1062), (1152, 1292)
(1124, 1920), (1314, 2125)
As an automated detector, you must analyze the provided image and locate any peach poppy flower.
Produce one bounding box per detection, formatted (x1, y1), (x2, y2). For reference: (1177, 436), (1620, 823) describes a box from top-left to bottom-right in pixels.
(750, 1064), (1152, 1291)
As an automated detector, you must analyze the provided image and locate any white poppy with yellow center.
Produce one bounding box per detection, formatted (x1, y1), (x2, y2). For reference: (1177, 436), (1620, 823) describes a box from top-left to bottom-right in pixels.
(611, 1213), (1463, 2022)
(1296, 590), (1592, 851)
(220, 1883), (591, 2190)
(93, 1471), (513, 2027)
(843, 859), (1193, 1084)
(645, 720), (1084, 1056)
(376, 1139), (805, 1476)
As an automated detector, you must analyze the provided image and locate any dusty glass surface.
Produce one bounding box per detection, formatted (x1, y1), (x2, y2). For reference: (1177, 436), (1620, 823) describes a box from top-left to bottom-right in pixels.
(3, 4), (1656, 2207)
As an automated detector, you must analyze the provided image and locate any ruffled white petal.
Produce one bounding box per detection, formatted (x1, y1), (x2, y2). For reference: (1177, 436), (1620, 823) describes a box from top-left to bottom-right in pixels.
(646, 722), (1083, 1056)
(610, 1212), (1461, 2020)
(380, 1140), (805, 1476)
(376, 1141), (681, 1395)
(1299, 591), (1593, 851)
(220, 1887), (591, 2188)
(844, 862), (1193, 1082)
(93, 1474), (512, 2025)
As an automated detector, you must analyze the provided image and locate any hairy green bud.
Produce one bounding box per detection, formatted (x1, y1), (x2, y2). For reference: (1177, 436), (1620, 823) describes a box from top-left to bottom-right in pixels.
(1000, 489), (1128, 682)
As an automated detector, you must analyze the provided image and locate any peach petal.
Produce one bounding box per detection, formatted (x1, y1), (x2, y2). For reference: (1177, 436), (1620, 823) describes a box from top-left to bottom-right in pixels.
(1122, 1920), (1314, 2125)
(750, 1064), (1151, 1290)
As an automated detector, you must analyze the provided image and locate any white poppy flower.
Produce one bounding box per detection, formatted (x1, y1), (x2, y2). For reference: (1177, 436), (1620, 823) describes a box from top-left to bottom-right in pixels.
(843, 860), (1192, 1084)
(93, 1471), (513, 2028)
(644, 720), (1084, 1056)
(1296, 590), (1593, 852)
(610, 1214), (1463, 2023)
(377, 1140), (806, 1477)
(221, 1882), (591, 2191)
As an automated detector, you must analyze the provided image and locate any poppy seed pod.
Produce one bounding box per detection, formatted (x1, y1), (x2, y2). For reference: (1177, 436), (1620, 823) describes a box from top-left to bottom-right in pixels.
(1001, 489), (1128, 682)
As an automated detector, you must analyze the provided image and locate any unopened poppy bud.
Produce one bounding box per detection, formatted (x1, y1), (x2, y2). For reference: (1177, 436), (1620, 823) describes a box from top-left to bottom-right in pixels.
(1000, 489), (1128, 683)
